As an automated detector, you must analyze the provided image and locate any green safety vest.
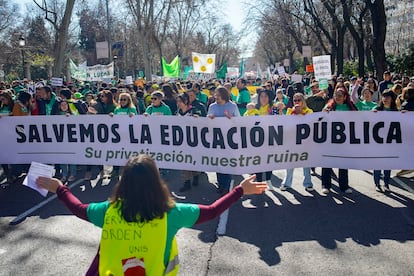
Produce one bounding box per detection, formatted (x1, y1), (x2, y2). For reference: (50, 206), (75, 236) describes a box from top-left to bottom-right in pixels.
(99, 204), (179, 276)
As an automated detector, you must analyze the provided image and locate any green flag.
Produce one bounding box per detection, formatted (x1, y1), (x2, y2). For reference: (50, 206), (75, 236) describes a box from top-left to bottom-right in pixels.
(216, 61), (228, 79)
(239, 58), (245, 78)
(162, 56), (180, 77)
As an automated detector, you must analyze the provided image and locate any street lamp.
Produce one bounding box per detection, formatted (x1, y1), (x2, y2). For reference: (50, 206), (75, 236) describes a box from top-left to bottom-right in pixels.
(113, 55), (119, 79)
(18, 36), (26, 79)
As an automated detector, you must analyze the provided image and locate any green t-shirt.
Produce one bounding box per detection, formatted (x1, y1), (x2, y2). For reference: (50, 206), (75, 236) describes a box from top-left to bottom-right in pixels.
(87, 201), (200, 266)
(236, 88), (251, 115)
(145, 104), (172, 115)
(356, 100), (377, 111)
(334, 103), (351, 111)
(196, 92), (208, 105)
(114, 106), (138, 115)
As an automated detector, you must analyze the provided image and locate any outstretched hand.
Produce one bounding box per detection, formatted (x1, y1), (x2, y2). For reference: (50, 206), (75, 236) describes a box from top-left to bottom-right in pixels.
(239, 174), (268, 195)
(36, 177), (63, 193)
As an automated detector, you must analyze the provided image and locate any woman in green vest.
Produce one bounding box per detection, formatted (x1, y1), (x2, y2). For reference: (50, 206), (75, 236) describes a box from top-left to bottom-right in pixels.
(36, 154), (267, 275)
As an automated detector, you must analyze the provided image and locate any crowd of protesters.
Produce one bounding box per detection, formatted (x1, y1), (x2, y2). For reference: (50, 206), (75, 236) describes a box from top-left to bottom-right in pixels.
(1, 72), (414, 193)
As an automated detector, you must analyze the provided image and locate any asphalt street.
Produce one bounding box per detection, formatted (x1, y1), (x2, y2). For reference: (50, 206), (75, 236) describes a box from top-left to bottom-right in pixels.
(1, 167), (414, 275)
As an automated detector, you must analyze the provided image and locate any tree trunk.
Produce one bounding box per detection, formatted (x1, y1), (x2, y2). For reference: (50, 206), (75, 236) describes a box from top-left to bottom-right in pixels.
(356, 39), (365, 77)
(336, 26), (346, 75)
(143, 39), (152, 81)
(366, 44), (374, 74)
(52, 0), (75, 77)
(368, 0), (387, 81)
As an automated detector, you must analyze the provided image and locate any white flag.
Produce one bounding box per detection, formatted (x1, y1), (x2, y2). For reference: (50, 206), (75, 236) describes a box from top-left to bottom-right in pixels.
(192, 52), (216, 74)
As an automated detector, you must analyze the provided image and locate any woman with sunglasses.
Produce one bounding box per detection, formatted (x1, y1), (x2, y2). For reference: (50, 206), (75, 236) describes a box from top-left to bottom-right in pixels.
(112, 92), (137, 117)
(321, 87), (357, 194)
(280, 93), (314, 192)
(145, 91), (172, 115)
(108, 92), (138, 179)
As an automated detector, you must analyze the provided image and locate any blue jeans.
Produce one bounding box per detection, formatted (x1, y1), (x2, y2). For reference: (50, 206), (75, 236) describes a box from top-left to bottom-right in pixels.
(216, 173), (232, 191)
(373, 170), (391, 186)
(282, 168), (312, 188)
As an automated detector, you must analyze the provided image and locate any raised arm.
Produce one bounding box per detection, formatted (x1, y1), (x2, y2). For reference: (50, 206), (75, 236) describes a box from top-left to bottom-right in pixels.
(36, 177), (89, 221)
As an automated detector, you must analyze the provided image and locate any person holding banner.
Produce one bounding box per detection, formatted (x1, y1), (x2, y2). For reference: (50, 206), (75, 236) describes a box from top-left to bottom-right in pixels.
(38, 86), (61, 116)
(249, 89), (278, 183)
(372, 90), (398, 192)
(176, 93), (203, 192)
(85, 90), (117, 180)
(35, 155), (267, 275)
(208, 86), (240, 194)
(321, 87), (357, 194)
(280, 93), (314, 192)
(58, 100), (77, 183)
(145, 91), (172, 116)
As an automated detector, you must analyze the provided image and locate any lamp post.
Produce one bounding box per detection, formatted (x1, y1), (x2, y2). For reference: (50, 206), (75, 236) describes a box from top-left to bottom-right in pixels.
(113, 55), (119, 79)
(18, 36), (26, 79)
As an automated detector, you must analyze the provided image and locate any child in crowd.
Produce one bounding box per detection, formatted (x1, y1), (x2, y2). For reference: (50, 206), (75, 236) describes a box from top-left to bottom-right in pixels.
(244, 102), (259, 116)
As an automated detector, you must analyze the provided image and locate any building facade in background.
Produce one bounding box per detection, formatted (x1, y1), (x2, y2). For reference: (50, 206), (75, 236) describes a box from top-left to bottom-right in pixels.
(385, 0), (414, 54)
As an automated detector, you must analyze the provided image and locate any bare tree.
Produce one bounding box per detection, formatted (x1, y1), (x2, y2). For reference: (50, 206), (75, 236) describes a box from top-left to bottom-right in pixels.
(126, 0), (175, 81)
(33, 0), (76, 77)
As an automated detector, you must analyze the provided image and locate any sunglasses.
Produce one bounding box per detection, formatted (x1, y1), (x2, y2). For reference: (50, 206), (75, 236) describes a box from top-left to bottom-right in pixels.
(293, 99), (302, 102)
(151, 97), (159, 100)
(120, 98), (128, 102)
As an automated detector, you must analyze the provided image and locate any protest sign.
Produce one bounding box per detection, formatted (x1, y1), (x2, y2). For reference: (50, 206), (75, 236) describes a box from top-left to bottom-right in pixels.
(277, 66), (286, 76)
(125, 76), (133, 85)
(312, 55), (331, 81)
(306, 64), (314, 73)
(1, 112), (413, 173)
(291, 74), (302, 83)
(51, 77), (63, 87)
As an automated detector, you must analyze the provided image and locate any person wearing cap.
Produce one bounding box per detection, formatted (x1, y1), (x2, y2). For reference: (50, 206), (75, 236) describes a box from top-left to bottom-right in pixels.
(371, 89), (398, 192)
(236, 78), (251, 115)
(305, 81), (328, 113)
(145, 91), (172, 115)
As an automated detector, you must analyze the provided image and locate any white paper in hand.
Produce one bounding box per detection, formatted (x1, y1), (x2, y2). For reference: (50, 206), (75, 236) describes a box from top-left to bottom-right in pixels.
(23, 162), (54, 197)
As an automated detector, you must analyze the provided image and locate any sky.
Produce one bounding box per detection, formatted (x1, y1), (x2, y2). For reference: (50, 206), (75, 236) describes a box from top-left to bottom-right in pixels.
(15, 0), (254, 56)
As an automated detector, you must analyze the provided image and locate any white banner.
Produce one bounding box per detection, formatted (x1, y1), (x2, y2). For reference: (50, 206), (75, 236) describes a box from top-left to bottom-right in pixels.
(186, 72), (216, 81)
(312, 55), (332, 81)
(1, 112), (413, 173)
(85, 63), (114, 81)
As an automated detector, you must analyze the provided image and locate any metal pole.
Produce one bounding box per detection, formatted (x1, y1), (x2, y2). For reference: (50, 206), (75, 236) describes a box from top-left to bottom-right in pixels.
(21, 49), (25, 79)
(106, 0), (112, 62)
